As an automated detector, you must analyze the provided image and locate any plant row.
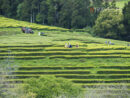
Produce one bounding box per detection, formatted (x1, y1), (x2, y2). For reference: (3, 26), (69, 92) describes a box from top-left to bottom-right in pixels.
(2, 78), (130, 84)
(2, 50), (130, 56)
(1, 74), (130, 79)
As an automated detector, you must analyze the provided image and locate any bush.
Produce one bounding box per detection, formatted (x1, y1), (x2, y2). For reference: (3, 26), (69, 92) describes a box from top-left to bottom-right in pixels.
(93, 9), (126, 40)
(23, 76), (84, 98)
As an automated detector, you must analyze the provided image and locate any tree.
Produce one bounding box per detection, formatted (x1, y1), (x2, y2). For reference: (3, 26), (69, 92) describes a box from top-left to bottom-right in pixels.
(36, 0), (48, 24)
(0, 0), (21, 18)
(71, 0), (90, 28)
(24, 76), (84, 98)
(0, 0), (3, 15)
(1, 0), (11, 17)
(17, 0), (32, 22)
(89, 0), (104, 27)
(123, 1), (130, 41)
(93, 9), (126, 40)
(58, 0), (73, 28)
(47, 0), (61, 25)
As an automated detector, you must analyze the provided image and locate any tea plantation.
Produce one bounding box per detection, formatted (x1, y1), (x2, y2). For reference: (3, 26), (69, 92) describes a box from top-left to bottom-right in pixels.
(0, 16), (130, 97)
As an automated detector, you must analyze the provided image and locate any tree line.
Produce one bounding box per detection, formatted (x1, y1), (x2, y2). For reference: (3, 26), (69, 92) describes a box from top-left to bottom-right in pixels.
(0, 0), (115, 29)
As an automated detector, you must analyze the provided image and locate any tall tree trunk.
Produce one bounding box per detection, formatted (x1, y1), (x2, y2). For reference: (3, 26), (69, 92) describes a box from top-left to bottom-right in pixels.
(33, 11), (35, 23)
(43, 19), (45, 24)
(30, 10), (33, 23)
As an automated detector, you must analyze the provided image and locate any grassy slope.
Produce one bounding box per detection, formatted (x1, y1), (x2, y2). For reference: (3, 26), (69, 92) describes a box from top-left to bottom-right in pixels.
(0, 16), (130, 96)
(0, 16), (130, 66)
(0, 16), (68, 31)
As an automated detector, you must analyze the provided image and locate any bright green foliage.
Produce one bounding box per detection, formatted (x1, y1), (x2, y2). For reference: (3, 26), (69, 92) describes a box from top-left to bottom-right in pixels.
(93, 9), (126, 39)
(24, 76), (84, 98)
(123, 1), (130, 41)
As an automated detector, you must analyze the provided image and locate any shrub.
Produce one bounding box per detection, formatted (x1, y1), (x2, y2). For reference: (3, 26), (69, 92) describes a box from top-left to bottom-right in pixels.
(23, 76), (84, 98)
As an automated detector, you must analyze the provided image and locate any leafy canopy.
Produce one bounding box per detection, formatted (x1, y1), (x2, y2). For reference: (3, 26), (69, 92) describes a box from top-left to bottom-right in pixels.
(93, 9), (126, 40)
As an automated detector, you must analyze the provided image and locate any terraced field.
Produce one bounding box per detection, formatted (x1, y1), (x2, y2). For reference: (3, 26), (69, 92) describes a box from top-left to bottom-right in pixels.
(0, 16), (130, 97)
(1, 43), (130, 95)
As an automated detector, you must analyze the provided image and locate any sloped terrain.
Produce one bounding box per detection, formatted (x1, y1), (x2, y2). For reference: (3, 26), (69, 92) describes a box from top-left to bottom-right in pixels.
(0, 16), (130, 97)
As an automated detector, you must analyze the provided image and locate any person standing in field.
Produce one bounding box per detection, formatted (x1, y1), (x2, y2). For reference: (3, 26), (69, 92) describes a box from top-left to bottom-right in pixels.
(65, 43), (68, 48)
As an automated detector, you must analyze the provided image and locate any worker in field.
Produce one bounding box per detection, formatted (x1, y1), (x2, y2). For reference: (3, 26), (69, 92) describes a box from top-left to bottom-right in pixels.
(65, 43), (68, 48)
(105, 41), (108, 44)
(68, 43), (72, 48)
(76, 44), (79, 48)
(28, 28), (34, 34)
(21, 27), (34, 34)
(21, 27), (26, 33)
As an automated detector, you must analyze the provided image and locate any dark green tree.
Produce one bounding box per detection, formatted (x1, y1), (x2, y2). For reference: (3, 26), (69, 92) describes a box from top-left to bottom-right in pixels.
(47, 0), (61, 25)
(36, 0), (48, 24)
(0, 0), (3, 15)
(123, 1), (130, 40)
(71, 0), (90, 28)
(1, 0), (11, 17)
(0, 0), (21, 18)
(59, 0), (73, 28)
(93, 9), (126, 39)
(89, 0), (104, 27)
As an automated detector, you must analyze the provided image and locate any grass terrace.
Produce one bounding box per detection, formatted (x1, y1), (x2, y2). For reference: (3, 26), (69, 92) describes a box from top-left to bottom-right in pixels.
(0, 16), (130, 97)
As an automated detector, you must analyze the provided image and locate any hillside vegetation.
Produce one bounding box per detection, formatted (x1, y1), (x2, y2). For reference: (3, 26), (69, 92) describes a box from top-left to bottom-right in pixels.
(116, 0), (130, 8)
(0, 16), (130, 97)
(0, 16), (68, 31)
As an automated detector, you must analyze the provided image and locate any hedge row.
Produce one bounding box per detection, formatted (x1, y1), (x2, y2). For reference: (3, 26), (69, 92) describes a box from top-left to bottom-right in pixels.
(76, 83), (130, 87)
(18, 66), (94, 70)
(97, 70), (130, 74)
(2, 51), (130, 56)
(0, 56), (45, 60)
(1, 55), (129, 60)
(100, 66), (130, 69)
(0, 52), (86, 56)
(8, 70), (90, 74)
(45, 47), (127, 51)
(2, 78), (130, 84)
(1, 74), (130, 79)
(18, 65), (130, 70)
(49, 55), (124, 59)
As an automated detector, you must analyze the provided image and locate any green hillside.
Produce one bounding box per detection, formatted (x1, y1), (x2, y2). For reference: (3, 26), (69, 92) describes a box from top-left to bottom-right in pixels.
(0, 16), (68, 31)
(0, 16), (130, 97)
